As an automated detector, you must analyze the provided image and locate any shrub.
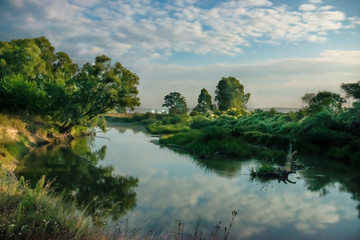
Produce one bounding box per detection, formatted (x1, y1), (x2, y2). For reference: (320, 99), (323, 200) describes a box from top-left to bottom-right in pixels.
(190, 115), (213, 129)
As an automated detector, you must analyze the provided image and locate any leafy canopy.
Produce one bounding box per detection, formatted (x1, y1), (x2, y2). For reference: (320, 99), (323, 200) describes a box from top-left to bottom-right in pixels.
(192, 88), (214, 114)
(215, 76), (250, 111)
(0, 37), (140, 134)
(301, 91), (345, 115)
(341, 81), (360, 101)
(58, 55), (140, 132)
(162, 92), (188, 115)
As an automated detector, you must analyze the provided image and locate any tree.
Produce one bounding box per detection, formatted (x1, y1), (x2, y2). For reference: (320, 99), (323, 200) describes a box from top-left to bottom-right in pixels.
(0, 37), (141, 135)
(58, 55), (140, 133)
(341, 81), (360, 101)
(215, 76), (250, 111)
(162, 92), (188, 115)
(0, 37), (78, 115)
(0, 74), (46, 113)
(192, 88), (214, 114)
(301, 91), (345, 115)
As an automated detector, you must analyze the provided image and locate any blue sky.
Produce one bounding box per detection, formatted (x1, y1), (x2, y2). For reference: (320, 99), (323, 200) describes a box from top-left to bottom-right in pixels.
(1, 0), (359, 108)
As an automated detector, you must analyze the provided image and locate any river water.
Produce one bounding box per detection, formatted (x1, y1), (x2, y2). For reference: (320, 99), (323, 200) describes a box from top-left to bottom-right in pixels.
(16, 123), (360, 239)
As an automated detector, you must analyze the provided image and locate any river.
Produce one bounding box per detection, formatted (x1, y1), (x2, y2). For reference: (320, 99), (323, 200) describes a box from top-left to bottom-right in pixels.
(15, 123), (360, 239)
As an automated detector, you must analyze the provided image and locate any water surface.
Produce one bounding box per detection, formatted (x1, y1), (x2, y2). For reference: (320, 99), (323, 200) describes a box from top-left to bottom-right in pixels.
(16, 123), (360, 239)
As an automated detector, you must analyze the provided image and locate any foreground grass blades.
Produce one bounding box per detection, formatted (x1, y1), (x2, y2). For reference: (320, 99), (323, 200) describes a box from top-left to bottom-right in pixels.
(0, 170), (100, 240)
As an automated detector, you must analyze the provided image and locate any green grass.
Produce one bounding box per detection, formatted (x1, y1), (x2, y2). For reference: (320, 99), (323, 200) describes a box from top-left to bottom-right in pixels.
(0, 169), (101, 240)
(147, 123), (190, 134)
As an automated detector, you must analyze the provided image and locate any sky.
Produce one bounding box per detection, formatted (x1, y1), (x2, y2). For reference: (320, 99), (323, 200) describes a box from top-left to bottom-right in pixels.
(1, 0), (360, 108)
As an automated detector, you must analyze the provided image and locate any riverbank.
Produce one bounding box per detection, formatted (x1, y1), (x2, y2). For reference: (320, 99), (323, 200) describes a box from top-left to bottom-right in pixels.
(104, 109), (360, 166)
(0, 113), (105, 240)
(0, 113), (94, 171)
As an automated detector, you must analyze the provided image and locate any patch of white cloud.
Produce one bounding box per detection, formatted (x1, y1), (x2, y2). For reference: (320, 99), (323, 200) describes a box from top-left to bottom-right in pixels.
(309, 0), (323, 4)
(345, 16), (360, 29)
(300, 4), (317, 11)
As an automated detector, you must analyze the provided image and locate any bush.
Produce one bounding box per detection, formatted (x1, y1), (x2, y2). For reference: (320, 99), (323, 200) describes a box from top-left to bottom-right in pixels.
(190, 115), (213, 129)
(147, 123), (190, 134)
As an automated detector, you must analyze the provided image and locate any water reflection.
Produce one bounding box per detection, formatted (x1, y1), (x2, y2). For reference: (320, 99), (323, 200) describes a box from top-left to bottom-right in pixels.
(299, 155), (360, 219)
(14, 124), (360, 239)
(15, 137), (138, 220)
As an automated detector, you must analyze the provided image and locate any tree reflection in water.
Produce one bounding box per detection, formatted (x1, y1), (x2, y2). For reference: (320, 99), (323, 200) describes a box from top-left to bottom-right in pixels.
(15, 136), (138, 220)
(299, 155), (360, 221)
(161, 143), (360, 221)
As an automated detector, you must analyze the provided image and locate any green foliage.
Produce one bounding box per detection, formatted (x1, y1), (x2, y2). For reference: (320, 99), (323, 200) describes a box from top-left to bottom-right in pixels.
(160, 126), (253, 158)
(301, 91), (345, 115)
(256, 162), (277, 173)
(161, 114), (192, 125)
(0, 170), (99, 240)
(190, 115), (214, 129)
(0, 37), (140, 134)
(341, 81), (360, 100)
(163, 92), (188, 115)
(0, 74), (46, 114)
(215, 76), (250, 111)
(293, 111), (358, 163)
(192, 88), (215, 114)
(147, 123), (190, 134)
(56, 55), (140, 133)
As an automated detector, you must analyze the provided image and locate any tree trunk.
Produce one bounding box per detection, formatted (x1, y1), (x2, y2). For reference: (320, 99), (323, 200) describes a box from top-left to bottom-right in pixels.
(59, 122), (74, 135)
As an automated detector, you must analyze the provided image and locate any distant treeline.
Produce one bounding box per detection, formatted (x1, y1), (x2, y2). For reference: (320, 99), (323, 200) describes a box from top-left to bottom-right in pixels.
(111, 76), (360, 165)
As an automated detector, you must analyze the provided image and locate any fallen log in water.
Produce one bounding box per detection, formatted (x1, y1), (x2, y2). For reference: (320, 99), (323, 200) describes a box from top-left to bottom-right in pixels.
(253, 168), (296, 178)
(250, 167), (297, 184)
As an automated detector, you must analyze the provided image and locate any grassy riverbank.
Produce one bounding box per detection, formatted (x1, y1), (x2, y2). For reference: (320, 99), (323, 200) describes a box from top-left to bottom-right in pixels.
(0, 113), (88, 171)
(0, 114), (106, 239)
(0, 170), (103, 240)
(105, 107), (360, 166)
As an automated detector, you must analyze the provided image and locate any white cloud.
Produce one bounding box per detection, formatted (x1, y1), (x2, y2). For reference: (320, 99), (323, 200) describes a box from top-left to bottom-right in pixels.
(300, 4), (317, 11)
(309, 0), (323, 4)
(345, 16), (360, 29)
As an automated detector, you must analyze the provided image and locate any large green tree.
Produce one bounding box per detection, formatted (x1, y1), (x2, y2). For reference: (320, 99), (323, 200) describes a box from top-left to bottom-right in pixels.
(0, 37), (140, 134)
(162, 92), (188, 115)
(192, 88), (214, 113)
(58, 55), (140, 133)
(0, 37), (78, 115)
(301, 91), (345, 115)
(215, 76), (250, 111)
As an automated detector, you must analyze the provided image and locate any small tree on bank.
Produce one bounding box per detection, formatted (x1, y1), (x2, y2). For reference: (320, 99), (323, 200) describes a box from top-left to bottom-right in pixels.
(215, 76), (250, 111)
(192, 88), (215, 114)
(162, 92), (188, 115)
